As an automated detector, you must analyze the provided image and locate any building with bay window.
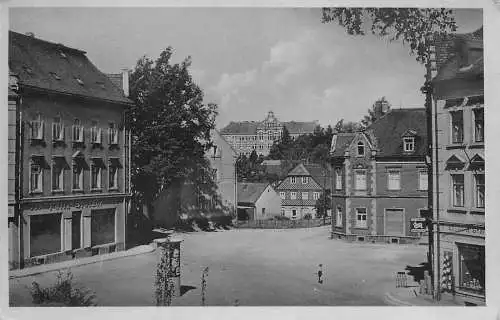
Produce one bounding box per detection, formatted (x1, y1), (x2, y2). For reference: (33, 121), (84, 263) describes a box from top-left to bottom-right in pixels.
(8, 31), (132, 269)
(431, 27), (484, 305)
(330, 108), (428, 244)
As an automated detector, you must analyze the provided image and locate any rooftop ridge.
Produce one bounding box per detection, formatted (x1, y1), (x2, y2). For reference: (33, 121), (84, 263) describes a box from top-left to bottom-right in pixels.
(10, 30), (87, 55)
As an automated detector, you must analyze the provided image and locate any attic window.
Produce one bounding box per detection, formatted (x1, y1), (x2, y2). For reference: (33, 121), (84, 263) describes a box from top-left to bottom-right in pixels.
(96, 81), (106, 90)
(75, 78), (84, 86)
(59, 51), (67, 59)
(357, 142), (365, 156)
(23, 65), (33, 75)
(50, 72), (61, 80)
(403, 137), (415, 152)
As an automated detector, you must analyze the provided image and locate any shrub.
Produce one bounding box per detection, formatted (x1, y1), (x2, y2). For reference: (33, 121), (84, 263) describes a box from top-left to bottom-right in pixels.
(303, 213), (312, 220)
(273, 215), (290, 221)
(30, 270), (97, 306)
(193, 216), (210, 231)
(211, 215), (233, 228)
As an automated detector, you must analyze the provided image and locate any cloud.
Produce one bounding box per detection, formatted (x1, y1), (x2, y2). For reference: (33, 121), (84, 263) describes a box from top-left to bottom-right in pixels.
(211, 69), (257, 109)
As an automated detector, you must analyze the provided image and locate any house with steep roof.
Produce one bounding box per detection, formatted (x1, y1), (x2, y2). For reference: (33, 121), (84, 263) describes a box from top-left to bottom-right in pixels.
(330, 108), (428, 244)
(431, 27), (484, 305)
(237, 182), (281, 220)
(220, 111), (318, 156)
(276, 163), (332, 220)
(8, 31), (133, 269)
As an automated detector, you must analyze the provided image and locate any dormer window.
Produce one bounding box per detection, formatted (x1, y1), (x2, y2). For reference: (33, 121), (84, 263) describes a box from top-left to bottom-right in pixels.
(357, 142), (365, 156)
(403, 137), (415, 152)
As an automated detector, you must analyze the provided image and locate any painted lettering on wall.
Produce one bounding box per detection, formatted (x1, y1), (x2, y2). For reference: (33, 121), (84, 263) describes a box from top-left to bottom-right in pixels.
(25, 198), (121, 212)
(441, 224), (485, 236)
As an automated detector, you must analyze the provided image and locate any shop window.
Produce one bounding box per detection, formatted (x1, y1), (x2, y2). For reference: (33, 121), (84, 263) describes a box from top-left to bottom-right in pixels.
(451, 174), (465, 207)
(91, 209), (115, 247)
(419, 170), (428, 191)
(336, 207), (343, 227)
(475, 174), (485, 208)
(108, 122), (118, 145)
(72, 211), (82, 250)
(356, 208), (367, 228)
(458, 244), (485, 295)
(72, 118), (84, 142)
(52, 116), (64, 141)
(451, 111), (464, 144)
(473, 108), (484, 143)
(387, 169), (401, 190)
(31, 114), (44, 140)
(30, 213), (62, 257)
(355, 170), (367, 190)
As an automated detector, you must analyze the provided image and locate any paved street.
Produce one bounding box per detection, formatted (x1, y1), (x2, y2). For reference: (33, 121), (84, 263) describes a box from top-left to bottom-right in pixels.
(10, 226), (426, 306)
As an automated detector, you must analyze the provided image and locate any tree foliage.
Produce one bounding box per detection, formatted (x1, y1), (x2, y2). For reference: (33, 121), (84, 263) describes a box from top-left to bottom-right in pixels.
(334, 119), (363, 133)
(314, 189), (332, 219)
(321, 8), (457, 65)
(127, 47), (218, 209)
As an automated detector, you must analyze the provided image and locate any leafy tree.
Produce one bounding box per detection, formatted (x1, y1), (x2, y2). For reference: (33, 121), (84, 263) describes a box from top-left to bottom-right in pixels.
(315, 189), (332, 220)
(361, 96), (391, 128)
(321, 8), (457, 65)
(127, 47), (218, 216)
(334, 119), (362, 133)
(268, 126), (292, 160)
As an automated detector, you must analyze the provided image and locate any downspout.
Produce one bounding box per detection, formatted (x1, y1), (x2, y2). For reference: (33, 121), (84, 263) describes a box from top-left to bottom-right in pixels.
(17, 93), (24, 269)
(432, 87), (441, 301)
(425, 60), (434, 287)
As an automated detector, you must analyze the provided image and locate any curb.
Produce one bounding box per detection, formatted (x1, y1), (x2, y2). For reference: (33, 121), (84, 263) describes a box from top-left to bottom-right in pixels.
(9, 244), (155, 280)
(384, 292), (414, 306)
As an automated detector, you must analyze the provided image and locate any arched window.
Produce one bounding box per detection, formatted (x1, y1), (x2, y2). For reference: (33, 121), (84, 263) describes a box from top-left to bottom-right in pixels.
(357, 142), (365, 156)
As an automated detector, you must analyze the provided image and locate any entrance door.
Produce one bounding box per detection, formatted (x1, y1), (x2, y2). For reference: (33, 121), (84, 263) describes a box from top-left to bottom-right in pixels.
(72, 211), (82, 250)
(385, 209), (404, 236)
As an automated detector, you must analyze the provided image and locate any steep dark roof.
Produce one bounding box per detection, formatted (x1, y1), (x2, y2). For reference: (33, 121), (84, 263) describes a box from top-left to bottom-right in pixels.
(220, 120), (317, 135)
(9, 31), (132, 105)
(283, 121), (317, 135)
(330, 133), (356, 157)
(303, 164), (332, 190)
(106, 73), (124, 92)
(237, 183), (270, 205)
(367, 108), (427, 157)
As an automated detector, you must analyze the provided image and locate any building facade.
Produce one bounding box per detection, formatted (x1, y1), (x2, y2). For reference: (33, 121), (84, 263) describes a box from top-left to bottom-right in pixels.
(276, 163), (332, 220)
(431, 27), (484, 305)
(220, 111), (318, 156)
(330, 109), (428, 244)
(8, 31), (132, 269)
(237, 183), (281, 220)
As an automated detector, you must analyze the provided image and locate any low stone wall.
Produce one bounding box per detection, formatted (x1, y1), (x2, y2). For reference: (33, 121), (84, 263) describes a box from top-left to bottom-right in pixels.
(236, 217), (331, 229)
(331, 231), (420, 245)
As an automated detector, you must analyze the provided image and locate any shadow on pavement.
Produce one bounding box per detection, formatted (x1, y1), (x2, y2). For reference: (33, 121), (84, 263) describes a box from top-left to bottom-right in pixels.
(405, 262), (430, 283)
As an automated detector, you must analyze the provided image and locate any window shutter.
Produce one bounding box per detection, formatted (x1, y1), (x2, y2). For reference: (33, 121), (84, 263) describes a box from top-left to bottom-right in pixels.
(79, 126), (84, 142)
(98, 128), (102, 143)
(61, 125), (65, 141)
(108, 128), (112, 144)
(40, 121), (45, 139)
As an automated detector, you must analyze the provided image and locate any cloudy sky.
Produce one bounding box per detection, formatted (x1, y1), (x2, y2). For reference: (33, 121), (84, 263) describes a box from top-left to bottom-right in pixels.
(10, 7), (483, 129)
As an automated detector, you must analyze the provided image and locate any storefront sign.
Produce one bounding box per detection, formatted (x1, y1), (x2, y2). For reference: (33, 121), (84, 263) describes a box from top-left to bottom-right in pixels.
(410, 218), (427, 233)
(24, 198), (121, 212)
(440, 224), (485, 236)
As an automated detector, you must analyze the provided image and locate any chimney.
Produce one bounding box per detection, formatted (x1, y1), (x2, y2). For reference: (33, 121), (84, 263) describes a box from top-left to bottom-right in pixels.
(121, 68), (129, 97)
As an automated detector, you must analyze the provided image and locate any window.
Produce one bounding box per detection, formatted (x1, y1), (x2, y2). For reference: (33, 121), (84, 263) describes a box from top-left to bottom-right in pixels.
(91, 209), (115, 246)
(31, 114), (44, 140)
(313, 192), (320, 200)
(302, 177), (308, 184)
(30, 213), (62, 257)
(72, 119), (83, 142)
(52, 116), (64, 141)
(90, 160), (102, 190)
(302, 192), (309, 200)
(108, 122), (118, 145)
(51, 158), (64, 191)
(458, 244), (485, 294)
(72, 211), (82, 250)
(280, 192), (286, 199)
(387, 169), (401, 190)
(30, 162), (43, 193)
(291, 176), (296, 184)
(452, 174), (465, 207)
(292, 209), (297, 217)
(355, 170), (367, 190)
(356, 208), (367, 228)
(451, 111), (464, 144)
(335, 168), (342, 190)
(291, 192), (297, 200)
(90, 121), (102, 144)
(357, 142), (365, 156)
(336, 207), (343, 227)
(474, 109), (484, 143)
(109, 164), (118, 190)
(403, 137), (415, 152)
(281, 208), (285, 216)
(262, 208), (266, 215)
(419, 170), (428, 191)
(72, 161), (83, 191)
(475, 174), (485, 208)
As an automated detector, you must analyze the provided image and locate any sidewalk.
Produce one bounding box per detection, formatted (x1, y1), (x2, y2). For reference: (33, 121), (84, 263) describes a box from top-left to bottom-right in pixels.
(384, 286), (463, 306)
(9, 244), (155, 279)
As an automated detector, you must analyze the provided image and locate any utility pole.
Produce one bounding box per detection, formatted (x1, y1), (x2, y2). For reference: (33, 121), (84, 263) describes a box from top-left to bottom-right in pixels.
(424, 59), (434, 287)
